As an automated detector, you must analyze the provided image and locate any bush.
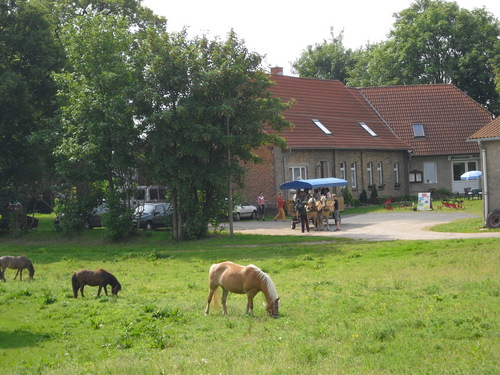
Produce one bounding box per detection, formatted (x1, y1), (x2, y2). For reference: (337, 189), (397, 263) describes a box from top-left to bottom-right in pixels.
(369, 184), (379, 204)
(343, 187), (353, 206)
(102, 192), (133, 241)
(359, 189), (368, 204)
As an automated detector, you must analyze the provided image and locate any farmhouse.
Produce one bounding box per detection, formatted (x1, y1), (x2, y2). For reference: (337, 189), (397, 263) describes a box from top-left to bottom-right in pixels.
(241, 68), (493, 209)
(359, 84), (492, 196)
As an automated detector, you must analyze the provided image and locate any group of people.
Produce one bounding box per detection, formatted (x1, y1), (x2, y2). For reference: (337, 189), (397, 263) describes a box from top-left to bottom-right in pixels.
(256, 189), (341, 233)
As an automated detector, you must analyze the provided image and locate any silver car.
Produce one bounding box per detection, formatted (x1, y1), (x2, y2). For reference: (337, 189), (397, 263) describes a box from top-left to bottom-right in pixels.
(233, 202), (257, 221)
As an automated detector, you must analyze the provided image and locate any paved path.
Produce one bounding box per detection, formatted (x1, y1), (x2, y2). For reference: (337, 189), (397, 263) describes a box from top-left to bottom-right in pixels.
(228, 211), (500, 241)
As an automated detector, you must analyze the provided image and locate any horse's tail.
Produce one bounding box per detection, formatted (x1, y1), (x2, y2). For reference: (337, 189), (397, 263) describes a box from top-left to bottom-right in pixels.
(71, 273), (79, 298)
(212, 287), (219, 313)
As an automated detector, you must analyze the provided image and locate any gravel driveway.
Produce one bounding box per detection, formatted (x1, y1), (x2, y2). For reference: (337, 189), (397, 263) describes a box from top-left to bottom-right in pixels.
(228, 210), (500, 241)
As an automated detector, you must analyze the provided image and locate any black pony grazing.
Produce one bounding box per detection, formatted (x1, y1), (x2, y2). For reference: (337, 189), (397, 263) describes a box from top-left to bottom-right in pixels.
(0, 256), (35, 281)
(71, 269), (121, 298)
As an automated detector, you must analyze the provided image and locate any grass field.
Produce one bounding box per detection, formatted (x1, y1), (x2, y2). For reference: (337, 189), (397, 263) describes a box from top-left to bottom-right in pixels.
(0, 210), (498, 374)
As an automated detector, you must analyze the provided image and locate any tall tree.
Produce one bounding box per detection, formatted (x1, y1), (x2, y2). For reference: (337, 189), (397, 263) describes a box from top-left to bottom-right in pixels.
(53, 12), (143, 237)
(348, 0), (500, 114)
(292, 28), (354, 83)
(0, 0), (64, 227)
(139, 30), (291, 239)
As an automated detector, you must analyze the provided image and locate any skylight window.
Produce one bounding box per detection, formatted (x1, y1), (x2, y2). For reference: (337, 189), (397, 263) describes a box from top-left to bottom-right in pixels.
(412, 122), (425, 137)
(360, 122), (377, 137)
(312, 119), (332, 135)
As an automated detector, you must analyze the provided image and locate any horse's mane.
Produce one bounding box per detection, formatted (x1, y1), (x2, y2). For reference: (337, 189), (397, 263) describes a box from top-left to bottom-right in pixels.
(248, 265), (279, 302)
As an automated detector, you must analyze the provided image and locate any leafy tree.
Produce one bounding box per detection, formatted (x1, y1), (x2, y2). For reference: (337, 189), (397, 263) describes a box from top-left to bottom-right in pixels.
(292, 28), (355, 83)
(492, 39), (500, 95)
(139, 30), (291, 239)
(348, 0), (500, 114)
(53, 12), (142, 236)
(0, 0), (64, 229)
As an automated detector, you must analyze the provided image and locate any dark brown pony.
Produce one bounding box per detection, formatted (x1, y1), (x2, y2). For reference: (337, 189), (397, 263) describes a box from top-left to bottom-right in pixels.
(0, 256), (35, 281)
(72, 269), (121, 298)
(205, 261), (280, 318)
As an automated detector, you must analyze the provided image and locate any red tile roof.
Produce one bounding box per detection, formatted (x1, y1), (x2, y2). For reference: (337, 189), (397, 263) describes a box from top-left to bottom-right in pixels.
(358, 84), (493, 156)
(468, 116), (500, 141)
(269, 75), (410, 150)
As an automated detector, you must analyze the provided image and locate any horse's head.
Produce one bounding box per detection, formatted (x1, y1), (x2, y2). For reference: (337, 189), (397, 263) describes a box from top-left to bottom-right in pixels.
(112, 282), (122, 295)
(28, 266), (35, 279)
(266, 298), (280, 318)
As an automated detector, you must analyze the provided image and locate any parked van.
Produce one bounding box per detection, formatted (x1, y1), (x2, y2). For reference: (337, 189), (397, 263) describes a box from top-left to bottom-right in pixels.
(130, 186), (168, 209)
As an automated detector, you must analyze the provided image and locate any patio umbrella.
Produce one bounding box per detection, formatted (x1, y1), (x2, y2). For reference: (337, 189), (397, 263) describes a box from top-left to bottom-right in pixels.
(460, 170), (482, 180)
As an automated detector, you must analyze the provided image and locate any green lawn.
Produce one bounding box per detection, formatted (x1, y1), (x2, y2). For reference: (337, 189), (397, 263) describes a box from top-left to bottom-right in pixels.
(0, 212), (498, 374)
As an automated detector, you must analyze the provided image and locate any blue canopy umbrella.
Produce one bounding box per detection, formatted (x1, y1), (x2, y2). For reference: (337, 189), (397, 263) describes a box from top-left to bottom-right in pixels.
(460, 170), (482, 180)
(280, 177), (348, 189)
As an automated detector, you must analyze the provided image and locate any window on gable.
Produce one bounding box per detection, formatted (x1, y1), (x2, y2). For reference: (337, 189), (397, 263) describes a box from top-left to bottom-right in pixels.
(377, 162), (383, 186)
(312, 119), (332, 135)
(393, 162), (400, 185)
(290, 166), (307, 181)
(339, 162), (346, 180)
(350, 162), (357, 189)
(423, 162), (437, 183)
(360, 122), (377, 136)
(412, 122), (425, 137)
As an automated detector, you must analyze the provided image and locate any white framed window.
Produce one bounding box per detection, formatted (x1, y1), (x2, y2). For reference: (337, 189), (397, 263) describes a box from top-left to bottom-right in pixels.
(339, 162), (346, 180)
(290, 166), (307, 181)
(393, 162), (400, 184)
(423, 162), (437, 183)
(350, 162), (357, 188)
(360, 122), (377, 136)
(312, 119), (332, 135)
(367, 162), (373, 186)
(412, 122), (425, 137)
(377, 162), (383, 186)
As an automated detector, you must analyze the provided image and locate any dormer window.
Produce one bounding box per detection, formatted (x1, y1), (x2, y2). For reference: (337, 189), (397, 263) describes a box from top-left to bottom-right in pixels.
(412, 122), (425, 137)
(360, 122), (377, 136)
(312, 119), (332, 135)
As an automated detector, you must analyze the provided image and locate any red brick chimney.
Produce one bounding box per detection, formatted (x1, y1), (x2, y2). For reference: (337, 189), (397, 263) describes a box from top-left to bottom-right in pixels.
(270, 66), (283, 75)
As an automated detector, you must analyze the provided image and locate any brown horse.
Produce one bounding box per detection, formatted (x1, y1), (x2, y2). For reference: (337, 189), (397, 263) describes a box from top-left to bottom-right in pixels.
(0, 256), (35, 281)
(205, 261), (280, 318)
(72, 269), (121, 298)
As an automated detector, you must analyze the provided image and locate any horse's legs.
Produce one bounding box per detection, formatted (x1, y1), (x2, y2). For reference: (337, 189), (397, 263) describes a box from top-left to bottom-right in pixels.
(103, 285), (108, 296)
(205, 288), (215, 315)
(246, 294), (256, 315)
(80, 286), (85, 298)
(14, 269), (22, 281)
(97, 286), (102, 296)
(221, 288), (229, 315)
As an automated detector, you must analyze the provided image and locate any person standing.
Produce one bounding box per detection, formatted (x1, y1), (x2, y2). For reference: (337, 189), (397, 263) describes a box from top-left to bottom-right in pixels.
(332, 193), (341, 231)
(295, 194), (309, 233)
(257, 192), (266, 221)
(274, 192), (286, 222)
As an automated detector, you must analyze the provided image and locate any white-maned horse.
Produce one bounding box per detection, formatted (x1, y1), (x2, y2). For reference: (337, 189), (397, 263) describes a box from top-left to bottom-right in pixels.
(205, 261), (280, 318)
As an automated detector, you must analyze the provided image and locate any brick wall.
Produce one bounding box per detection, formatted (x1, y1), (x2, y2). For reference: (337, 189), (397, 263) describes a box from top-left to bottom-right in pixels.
(242, 146), (278, 211)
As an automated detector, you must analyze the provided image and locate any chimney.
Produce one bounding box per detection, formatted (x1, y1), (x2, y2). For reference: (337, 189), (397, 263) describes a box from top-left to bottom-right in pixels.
(270, 66), (283, 76)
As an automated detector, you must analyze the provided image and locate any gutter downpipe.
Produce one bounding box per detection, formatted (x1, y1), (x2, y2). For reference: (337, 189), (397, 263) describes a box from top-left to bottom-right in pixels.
(479, 141), (489, 227)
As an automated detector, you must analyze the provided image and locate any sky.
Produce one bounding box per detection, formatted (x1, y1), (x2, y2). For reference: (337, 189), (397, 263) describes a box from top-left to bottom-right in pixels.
(141, 0), (500, 76)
